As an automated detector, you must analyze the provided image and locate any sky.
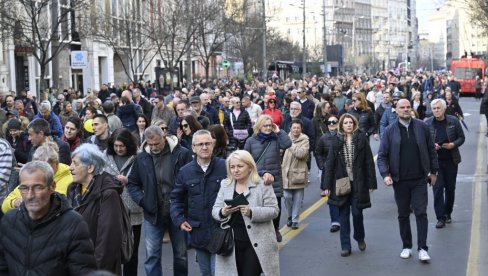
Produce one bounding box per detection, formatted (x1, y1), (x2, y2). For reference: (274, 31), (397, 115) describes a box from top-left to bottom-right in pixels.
(416, 0), (446, 32)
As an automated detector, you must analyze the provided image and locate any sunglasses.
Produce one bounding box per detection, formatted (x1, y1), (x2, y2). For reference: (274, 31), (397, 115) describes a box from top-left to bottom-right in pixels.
(268, 101), (276, 104)
(327, 120), (338, 125)
(181, 124), (189, 129)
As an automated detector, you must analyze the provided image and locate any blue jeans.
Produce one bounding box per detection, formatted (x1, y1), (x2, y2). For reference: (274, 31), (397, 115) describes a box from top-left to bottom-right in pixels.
(433, 159), (458, 220)
(329, 204), (340, 226)
(338, 194), (364, 250)
(143, 212), (188, 276)
(195, 248), (215, 276)
(284, 189), (304, 223)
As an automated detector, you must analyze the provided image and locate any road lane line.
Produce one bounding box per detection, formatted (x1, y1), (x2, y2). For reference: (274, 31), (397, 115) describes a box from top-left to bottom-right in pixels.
(466, 119), (485, 276)
(279, 224), (309, 250)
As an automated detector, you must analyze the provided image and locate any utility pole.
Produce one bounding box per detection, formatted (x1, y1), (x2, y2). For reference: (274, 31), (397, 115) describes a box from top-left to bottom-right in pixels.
(262, 0), (267, 80)
(322, 0), (327, 75)
(302, 0), (306, 76)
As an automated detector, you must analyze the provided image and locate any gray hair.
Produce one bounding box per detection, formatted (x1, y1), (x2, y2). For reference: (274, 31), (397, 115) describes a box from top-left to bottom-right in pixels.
(290, 101), (301, 109)
(33, 142), (59, 164)
(40, 100), (52, 112)
(431, 98), (447, 110)
(193, 129), (212, 141)
(20, 161), (54, 187)
(144, 125), (165, 139)
(72, 144), (106, 175)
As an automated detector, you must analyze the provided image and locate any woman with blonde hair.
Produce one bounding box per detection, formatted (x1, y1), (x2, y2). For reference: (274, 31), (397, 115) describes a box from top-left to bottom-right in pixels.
(347, 92), (376, 141)
(212, 150), (279, 276)
(244, 115), (291, 242)
(323, 113), (377, 257)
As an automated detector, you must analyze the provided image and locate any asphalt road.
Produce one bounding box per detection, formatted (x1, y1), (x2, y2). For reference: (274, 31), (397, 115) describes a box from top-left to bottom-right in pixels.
(137, 97), (488, 276)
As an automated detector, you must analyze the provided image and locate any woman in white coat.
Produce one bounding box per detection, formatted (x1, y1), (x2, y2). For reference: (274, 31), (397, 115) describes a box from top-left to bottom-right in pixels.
(212, 150), (280, 276)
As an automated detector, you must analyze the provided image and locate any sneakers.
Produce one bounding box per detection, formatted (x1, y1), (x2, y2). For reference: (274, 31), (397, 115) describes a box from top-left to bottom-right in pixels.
(418, 249), (431, 262)
(436, 220), (446, 228)
(446, 215), (452, 224)
(291, 222), (299, 230)
(400, 248), (412, 259)
(287, 217), (292, 227)
(330, 225), (340, 233)
(340, 249), (351, 257)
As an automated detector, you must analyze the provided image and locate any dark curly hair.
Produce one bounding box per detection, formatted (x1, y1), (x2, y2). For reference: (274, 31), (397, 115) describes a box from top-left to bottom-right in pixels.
(106, 128), (139, 156)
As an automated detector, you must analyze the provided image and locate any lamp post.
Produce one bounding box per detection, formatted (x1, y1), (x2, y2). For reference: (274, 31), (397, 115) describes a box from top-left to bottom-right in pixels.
(322, 0), (327, 75)
(262, 0), (267, 80)
(302, 0), (306, 75)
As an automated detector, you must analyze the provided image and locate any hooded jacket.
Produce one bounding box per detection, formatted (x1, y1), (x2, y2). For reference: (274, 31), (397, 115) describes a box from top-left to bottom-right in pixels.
(67, 172), (123, 274)
(0, 193), (96, 276)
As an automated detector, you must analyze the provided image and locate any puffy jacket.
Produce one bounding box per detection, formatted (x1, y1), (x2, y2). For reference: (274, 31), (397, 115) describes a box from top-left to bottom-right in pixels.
(0, 193), (96, 276)
(170, 156), (227, 249)
(223, 107), (252, 150)
(244, 130), (292, 197)
(116, 103), (142, 131)
(127, 136), (193, 224)
(67, 172), (123, 274)
(347, 107), (376, 137)
(33, 112), (64, 137)
(377, 119), (439, 182)
(2, 163), (72, 214)
(424, 115), (465, 164)
(323, 131), (377, 209)
(261, 108), (283, 126)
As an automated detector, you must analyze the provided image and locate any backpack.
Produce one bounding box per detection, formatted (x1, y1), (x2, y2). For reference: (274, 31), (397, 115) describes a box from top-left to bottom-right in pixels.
(119, 199), (134, 264)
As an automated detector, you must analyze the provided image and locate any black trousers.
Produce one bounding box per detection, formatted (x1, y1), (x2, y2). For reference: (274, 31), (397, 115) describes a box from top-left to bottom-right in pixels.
(123, 224), (142, 276)
(393, 178), (429, 251)
(234, 239), (262, 276)
(272, 196), (282, 230)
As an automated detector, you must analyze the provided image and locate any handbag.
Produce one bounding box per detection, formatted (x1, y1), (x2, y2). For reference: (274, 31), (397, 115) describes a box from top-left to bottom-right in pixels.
(335, 177), (351, 196)
(207, 226), (234, 256)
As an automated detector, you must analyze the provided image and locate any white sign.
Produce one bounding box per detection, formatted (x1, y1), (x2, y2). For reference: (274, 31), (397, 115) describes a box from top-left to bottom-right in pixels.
(71, 51), (88, 69)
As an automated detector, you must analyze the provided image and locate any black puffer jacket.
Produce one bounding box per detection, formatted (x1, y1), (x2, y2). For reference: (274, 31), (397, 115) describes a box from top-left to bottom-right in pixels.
(323, 131), (377, 209)
(223, 107), (252, 150)
(347, 108), (376, 137)
(0, 193), (96, 276)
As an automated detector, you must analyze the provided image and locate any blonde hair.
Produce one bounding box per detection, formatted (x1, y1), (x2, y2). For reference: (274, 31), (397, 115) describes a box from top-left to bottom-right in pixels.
(352, 92), (371, 112)
(253, 115), (273, 135)
(337, 113), (359, 135)
(32, 141), (59, 164)
(225, 150), (261, 184)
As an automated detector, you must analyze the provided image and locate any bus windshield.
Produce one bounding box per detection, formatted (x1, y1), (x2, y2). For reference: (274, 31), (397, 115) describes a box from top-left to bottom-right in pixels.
(453, 67), (482, 80)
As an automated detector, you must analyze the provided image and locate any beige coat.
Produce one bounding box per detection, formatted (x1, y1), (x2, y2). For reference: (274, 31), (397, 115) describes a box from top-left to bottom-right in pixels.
(212, 178), (280, 276)
(282, 133), (309, 190)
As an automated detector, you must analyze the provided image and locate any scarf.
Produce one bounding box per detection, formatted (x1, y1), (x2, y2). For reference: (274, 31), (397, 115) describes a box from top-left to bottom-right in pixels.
(71, 178), (95, 209)
(257, 132), (277, 144)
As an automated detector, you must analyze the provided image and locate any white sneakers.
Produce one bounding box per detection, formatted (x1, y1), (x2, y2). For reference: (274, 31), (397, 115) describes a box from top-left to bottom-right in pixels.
(400, 248), (412, 259)
(400, 248), (431, 262)
(418, 249), (431, 262)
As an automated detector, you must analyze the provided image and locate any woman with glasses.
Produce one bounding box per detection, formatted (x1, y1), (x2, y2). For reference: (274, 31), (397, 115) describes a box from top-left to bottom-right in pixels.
(177, 115), (203, 150)
(244, 115), (292, 242)
(347, 93), (376, 141)
(104, 128), (143, 276)
(261, 96), (283, 127)
(315, 115), (341, 232)
(224, 97), (252, 150)
(322, 114), (377, 257)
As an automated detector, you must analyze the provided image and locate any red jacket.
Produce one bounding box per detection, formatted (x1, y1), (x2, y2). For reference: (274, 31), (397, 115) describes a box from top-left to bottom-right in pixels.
(261, 108), (283, 126)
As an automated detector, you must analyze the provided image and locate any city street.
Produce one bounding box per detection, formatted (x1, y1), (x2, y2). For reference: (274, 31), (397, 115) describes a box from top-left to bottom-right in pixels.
(140, 97), (488, 276)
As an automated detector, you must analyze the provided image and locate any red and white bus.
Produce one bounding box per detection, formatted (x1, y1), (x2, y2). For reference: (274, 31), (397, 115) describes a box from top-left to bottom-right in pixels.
(450, 57), (485, 95)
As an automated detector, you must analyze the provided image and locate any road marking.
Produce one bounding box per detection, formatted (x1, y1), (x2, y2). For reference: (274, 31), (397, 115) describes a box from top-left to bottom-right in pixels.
(466, 119), (485, 276)
(279, 223), (309, 249)
(464, 113), (471, 117)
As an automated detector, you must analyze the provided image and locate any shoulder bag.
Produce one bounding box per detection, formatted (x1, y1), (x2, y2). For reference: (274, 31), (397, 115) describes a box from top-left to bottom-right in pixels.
(207, 225), (234, 256)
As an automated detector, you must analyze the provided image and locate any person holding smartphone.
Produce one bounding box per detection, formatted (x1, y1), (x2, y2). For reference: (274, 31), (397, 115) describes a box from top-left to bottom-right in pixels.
(212, 150), (279, 276)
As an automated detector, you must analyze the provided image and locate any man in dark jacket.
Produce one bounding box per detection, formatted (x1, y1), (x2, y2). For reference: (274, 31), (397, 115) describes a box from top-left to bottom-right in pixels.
(128, 125), (193, 276)
(0, 161), (96, 275)
(425, 99), (465, 228)
(281, 102), (315, 150)
(27, 118), (71, 165)
(133, 88), (154, 117)
(296, 88), (315, 120)
(377, 99), (438, 262)
(171, 130), (227, 276)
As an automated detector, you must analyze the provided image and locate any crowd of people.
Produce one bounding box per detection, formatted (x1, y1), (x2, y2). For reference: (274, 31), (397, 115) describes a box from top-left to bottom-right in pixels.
(0, 69), (478, 275)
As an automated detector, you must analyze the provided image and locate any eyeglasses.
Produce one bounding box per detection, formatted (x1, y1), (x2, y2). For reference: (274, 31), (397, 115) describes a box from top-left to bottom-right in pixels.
(193, 142), (213, 148)
(268, 101), (276, 104)
(160, 127), (168, 132)
(18, 184), (48, 194)
(182, 124), (189, 129)
(262, 124), (274, 128)
(327, 120), (338, 125)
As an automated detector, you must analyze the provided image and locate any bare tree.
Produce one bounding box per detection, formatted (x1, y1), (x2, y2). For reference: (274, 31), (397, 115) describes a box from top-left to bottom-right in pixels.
(466, 0), (488, 35)
(266, 29), (304, 64)
(0, 0), (88, 94)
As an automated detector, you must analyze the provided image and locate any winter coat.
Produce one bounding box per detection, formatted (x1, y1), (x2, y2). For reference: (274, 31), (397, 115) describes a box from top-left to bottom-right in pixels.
(261, 108), (283, 126)
(281, 114), (315, 149)
(212, 179), (279, 276)
(0, 193), (96, 276)
(135, 97), (153, 118)
(59, 110), (79, 127)
(379, 107), (398, 137)
(116, 103), (143, 131)
(312, 115), (328, 144)
(323, 131), (377, 209)
(67, 172), (123, 275)
(347, 107), (376, 137)
(170, 156), (227, 249)
(315, 130), (338, 190)
(104, 153), (144, 225)
(424, 115), (465, 164)
(223, 107), (252, 150)
(7, 132), (31, 164)
(445, 99), (464, 118)
(377, 119), (439, 182)
(282, 133), (309, 190)
(244, 130), (292, 197)
(127, 136), (193, 224)
(298, 99), (315, 120)
(28, 136), (71, 165)
(151, 106), (175, 126)
(34, 112), (64, 137)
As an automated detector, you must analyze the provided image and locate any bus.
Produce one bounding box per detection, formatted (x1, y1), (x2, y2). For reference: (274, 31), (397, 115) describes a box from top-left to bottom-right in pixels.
(450, 57), (485, 95)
